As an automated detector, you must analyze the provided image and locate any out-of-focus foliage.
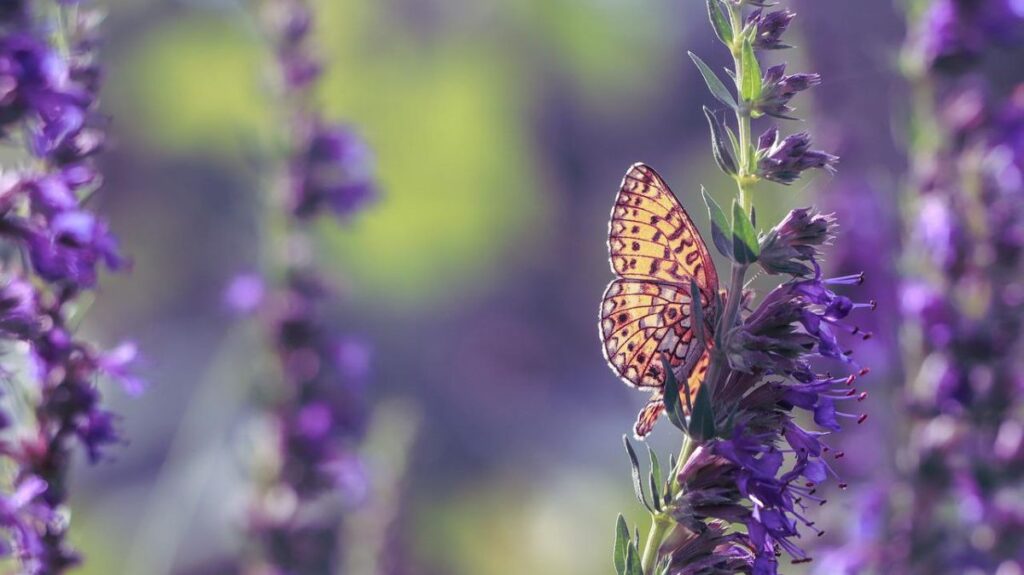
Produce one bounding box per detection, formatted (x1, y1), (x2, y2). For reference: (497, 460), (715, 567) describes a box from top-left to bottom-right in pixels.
(61, 0), (909, 574)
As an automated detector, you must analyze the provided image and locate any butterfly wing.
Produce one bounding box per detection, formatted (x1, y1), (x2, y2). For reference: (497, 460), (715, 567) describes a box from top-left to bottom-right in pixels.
(600, 163), (719, 437)
(600, 278), (706, 389)
(608, 163), (720, 296)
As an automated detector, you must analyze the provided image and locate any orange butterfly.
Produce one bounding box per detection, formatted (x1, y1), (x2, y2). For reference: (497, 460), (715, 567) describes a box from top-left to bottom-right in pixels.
(599, 163), (720, 439)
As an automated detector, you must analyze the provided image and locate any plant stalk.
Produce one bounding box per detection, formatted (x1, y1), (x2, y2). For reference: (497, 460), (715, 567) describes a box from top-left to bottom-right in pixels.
(639, 5), (757, 574)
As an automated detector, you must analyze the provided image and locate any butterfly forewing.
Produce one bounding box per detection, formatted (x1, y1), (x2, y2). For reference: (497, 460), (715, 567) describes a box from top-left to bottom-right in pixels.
(609, 164), (720, 295)
(600, 163), (720, 438)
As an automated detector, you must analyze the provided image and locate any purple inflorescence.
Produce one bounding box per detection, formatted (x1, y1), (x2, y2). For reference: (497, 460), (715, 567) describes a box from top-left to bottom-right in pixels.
(0, 2), (140, 572)
(666, 267), (872, 574)
(646, 2), (872, 573)
(893, 65), (1024, 575)
(238, 0), (377, 572)
(815, 3), (1024, 574)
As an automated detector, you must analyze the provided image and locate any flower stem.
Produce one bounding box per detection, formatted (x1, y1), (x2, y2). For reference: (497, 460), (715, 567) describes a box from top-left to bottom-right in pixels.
(639, 430), (699, 574)
(726, 2), (755, 213)
(640, 516), (672, 574)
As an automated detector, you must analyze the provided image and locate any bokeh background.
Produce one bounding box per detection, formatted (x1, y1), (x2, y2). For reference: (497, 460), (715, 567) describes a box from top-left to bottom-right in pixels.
(68, 0), (908, 573)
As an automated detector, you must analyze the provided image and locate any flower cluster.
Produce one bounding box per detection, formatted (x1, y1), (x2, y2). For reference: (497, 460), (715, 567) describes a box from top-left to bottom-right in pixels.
(236, 0), (377, 572)
(662, 260), (872, 575)
(0, 2), (139, 572)
(815, 4), (1024, 574)
(611, 3), (870, 575)
(900, 18), (1024, 575)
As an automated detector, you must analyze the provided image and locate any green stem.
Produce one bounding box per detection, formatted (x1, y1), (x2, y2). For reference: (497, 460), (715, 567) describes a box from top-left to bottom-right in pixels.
(638, 6), (758, 575)
(640, 516), (672, 574)
(639, 427), (700, 574)
(668, 434), (697, 499)
(726, 2), (755, 213)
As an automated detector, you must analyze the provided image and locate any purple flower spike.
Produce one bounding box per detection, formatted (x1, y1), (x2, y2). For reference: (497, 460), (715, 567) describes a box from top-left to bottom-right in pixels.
(236, 1), (379, 572)
(0, 3), (140, 571)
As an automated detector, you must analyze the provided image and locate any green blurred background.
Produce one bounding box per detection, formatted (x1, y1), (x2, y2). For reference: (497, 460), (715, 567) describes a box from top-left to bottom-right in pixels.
(52, 0), (903, 573)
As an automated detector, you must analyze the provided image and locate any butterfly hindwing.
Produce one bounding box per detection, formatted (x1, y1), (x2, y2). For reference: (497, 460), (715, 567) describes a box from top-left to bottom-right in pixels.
(600, 279), (700, 389)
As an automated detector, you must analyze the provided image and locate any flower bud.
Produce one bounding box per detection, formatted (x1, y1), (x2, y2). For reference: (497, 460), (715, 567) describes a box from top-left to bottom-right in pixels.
(755, 64), (820, 119)
(759, 208), (837, 276)
(748, 9), (795, 50)
(756, 129), (838, 185)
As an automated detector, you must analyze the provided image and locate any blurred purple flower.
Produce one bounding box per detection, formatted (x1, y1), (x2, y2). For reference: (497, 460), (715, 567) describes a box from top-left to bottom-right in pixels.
(820, 4), (1024, 571)
(916, 0), (1024, 71)
(239, 1), (378, 572)
(0, 3), (139, 571)
(292, 124), (376, 219)
(0, 33), (85, 151)
(224, 273), (266, 314)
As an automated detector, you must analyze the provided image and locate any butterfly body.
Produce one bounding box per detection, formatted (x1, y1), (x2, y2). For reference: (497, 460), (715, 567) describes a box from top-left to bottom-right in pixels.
(599, 164), (720, 438)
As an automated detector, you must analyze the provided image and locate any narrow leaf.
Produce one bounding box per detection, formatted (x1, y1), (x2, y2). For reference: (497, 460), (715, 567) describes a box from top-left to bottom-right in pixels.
(648, 471), (662, 512)
(690, 279), (706, 344)
(627, 538), (644, 575)
(614, 515), (630, 575)
(689, 53), (738, 110)
(732, 199), (760, 264)
(688, 382), (717, 441)
(740, 39), (762, 103)
(703, 107), (737, 176)
(648, 447), (663, 504)
(660, 356), (688, 432)
(706, 0), (733, 45)
(725, 124), (740, 161)
(701, 187), (733, 259)
(623, 436), (652, 512)
(649, 447), (663, 487)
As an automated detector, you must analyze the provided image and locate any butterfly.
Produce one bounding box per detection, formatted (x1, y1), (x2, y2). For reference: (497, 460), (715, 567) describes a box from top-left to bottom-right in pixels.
(599, 163), (720, 439)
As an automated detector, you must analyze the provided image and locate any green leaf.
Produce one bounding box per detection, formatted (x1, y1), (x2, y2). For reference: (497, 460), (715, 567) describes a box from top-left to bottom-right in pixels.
(740, 39), (762, 104)
(660, 356), (689, 431)
(689, 53), (738, 110)
(614, 515), (630, 575)
(648, 470), (662, 512)
(688, 382), (716, 441)
(703, 107), (738, 176)
(706, 0), (733, 46)
(626, 539), (644, 575)
(701, 187), (733, 259)
(725, 124), (740, 161)
(623, 436), (652, 512)
(732, 199), (760, 264)
(690, 278), (706, 344)
(648, 446), (663, 506)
